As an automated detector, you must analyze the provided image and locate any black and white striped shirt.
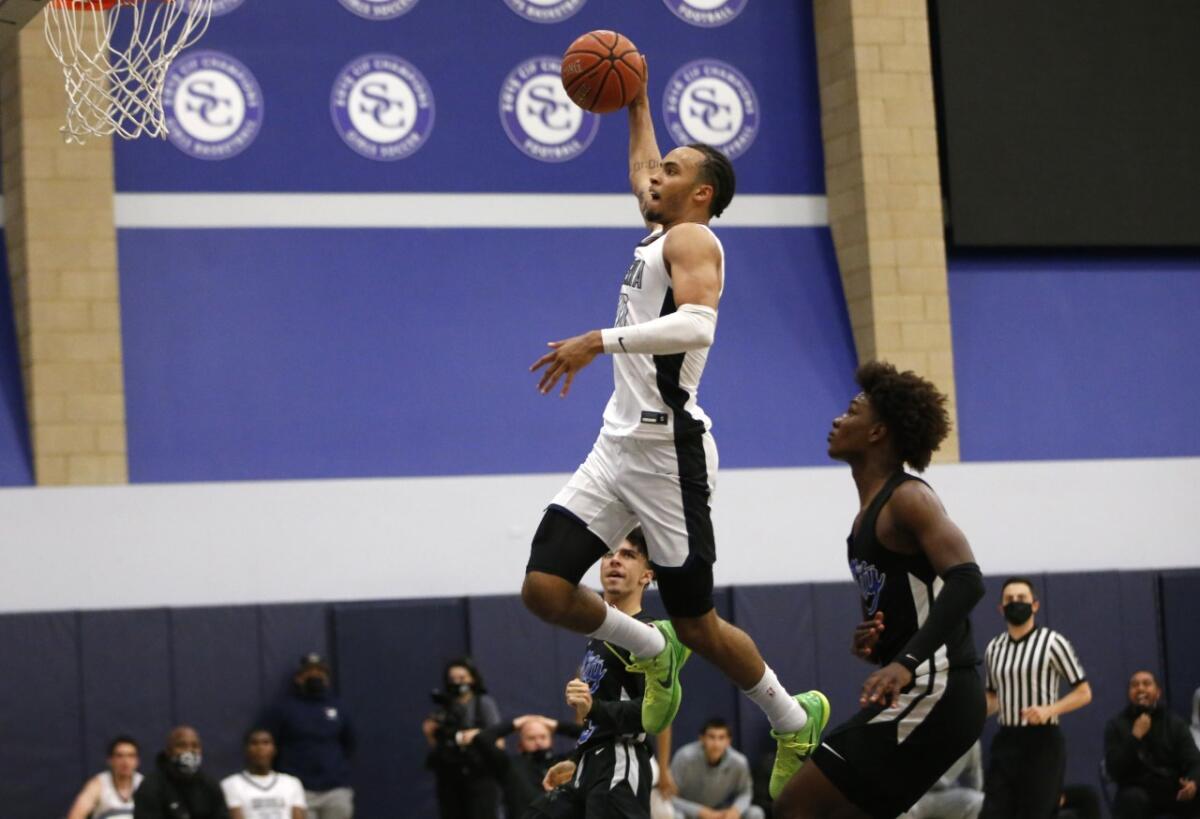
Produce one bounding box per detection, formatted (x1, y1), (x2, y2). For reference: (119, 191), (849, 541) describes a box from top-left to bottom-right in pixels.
(984, 626), (1086, 726)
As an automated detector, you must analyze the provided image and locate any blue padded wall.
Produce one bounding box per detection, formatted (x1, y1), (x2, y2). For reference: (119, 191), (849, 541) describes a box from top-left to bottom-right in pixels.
(332, 598), (468, 819)
(1159, 570), (1200, 722)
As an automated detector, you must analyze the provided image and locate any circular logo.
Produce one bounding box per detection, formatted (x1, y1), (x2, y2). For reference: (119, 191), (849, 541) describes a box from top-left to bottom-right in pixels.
(330, 53), (435, 161)
(662, 0), (748, 27)
(181, 0), (245, 16)
(500, 57), (600, 163)
(337, 0), (420, 21)
(164, 50), (263, 160)
(503, 0), (586, 24)
(662, 59), (759, 160)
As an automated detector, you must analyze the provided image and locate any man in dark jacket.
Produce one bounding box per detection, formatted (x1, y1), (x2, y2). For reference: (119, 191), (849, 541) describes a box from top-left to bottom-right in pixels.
(1105, 670), (1200, 819)
(459, 714), (583, 818)
(261, 653), (356, 819)
(133, 725), (227, 819)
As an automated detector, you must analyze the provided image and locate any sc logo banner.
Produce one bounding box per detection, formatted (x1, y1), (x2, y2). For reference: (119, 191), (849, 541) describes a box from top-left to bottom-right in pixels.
(663, 59), (759, 160)
(662, 0), (749, 27)
(499, 56), (599, 163)
(338, 0), (421, 21)
(164, 50), (264, 160)
(330, 53), (435, 161)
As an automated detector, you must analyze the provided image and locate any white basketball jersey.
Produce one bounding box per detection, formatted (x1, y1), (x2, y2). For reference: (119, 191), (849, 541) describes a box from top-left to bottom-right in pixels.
(94, 771), (141, 819)
(601, 225), (724, 439)
(220, 771), (306, 819)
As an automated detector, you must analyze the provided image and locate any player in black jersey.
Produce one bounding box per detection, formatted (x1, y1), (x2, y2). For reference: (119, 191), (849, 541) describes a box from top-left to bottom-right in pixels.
(773, 361), (987, 819)
(527, 528), (661, 819)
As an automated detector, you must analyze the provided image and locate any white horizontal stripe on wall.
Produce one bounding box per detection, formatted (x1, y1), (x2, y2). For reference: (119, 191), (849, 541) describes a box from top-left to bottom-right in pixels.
(0, 457), (1196, 613)
(112, 193), (828, 229)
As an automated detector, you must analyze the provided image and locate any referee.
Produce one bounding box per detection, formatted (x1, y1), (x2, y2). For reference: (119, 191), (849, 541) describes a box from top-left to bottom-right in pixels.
(980, 576), (1092, 819)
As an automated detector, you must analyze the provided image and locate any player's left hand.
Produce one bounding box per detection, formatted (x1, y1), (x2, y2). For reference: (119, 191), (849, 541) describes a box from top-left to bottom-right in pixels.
(1177, 778), (1196, 801)
(543, 760), (577, 791)
(860, 662), (912, 709)
(565, 677), (593, 721)
(1021, 705), (1053, 725)
(531, 330), (604, 397)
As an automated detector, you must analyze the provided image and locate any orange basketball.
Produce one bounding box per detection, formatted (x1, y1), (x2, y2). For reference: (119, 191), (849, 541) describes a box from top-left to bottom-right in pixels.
(561, 30), (644, 114)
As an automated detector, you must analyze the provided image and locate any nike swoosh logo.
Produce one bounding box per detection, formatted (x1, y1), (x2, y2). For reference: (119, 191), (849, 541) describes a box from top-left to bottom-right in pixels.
(618, 336), (628, 353)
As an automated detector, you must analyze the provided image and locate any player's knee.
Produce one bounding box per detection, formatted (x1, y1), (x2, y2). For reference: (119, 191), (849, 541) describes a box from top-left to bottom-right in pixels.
(670, 612), (719, 653)
(521, 571), (574, 624)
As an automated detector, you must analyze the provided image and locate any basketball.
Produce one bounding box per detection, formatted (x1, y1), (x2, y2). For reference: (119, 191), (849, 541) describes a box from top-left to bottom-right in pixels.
(561, 30), (644, 114)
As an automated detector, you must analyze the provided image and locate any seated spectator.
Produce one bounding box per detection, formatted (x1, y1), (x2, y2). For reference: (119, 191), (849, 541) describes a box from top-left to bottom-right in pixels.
(66, 734), (143, 819)
(903, 741), (983, 819)
(133, 725), (227, 819)
(1104, 670), (1200, 818)
(261, 653), (355, 819)
(457, 713), (581, 818)
(221, 728), (306, 819)
(670, 718), (763, 819)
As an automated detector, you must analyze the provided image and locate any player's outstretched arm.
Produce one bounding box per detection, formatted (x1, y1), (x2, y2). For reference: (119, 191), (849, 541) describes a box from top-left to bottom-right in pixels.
(627, 55), (661, 229)
(860, 483), (983, 708)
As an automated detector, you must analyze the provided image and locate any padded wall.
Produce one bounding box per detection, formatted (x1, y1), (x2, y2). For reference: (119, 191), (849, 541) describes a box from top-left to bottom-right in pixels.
(0, 228), (32, 486)
(0, 571), (1188, 818)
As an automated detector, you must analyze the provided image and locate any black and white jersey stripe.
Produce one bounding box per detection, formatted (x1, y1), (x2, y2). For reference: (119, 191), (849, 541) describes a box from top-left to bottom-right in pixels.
(984, 627), (1086, 726)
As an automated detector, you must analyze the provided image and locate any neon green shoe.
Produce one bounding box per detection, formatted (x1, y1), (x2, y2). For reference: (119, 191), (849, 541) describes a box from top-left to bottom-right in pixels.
(768, 690), (831, 799)
(626, 620), (691, 734)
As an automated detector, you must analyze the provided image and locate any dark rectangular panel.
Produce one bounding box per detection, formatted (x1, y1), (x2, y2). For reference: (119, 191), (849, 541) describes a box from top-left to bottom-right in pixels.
(79, 609), (173, 764)
(333, 599), (467, 819)
(1158, 571), (1200, 722)
(170, 606), (262, 777)
(1117, 571), (1163, 681)
(731, 584), (818, 762)
(811, 580), (870, 724)
(1043, 572), (1122, 790)
(468, 594), (563, 724)
(0, 612), (82, 816)
(258, 602), (330, 703)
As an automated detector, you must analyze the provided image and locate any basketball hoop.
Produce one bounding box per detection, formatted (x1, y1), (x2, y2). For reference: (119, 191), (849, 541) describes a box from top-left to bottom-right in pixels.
(43, 0), (214, 143)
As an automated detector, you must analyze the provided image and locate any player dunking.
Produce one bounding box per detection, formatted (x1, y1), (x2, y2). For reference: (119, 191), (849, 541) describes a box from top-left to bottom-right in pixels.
(523, 54), (828, 798)
(773, 361), (987, 819)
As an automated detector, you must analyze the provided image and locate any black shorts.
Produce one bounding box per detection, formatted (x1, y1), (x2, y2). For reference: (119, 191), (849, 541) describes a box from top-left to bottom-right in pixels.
(811, 666), (986, 819)
(523, 739), (651, 819)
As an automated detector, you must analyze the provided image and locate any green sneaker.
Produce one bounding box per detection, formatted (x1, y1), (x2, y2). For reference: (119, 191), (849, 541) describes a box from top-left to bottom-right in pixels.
(625, 620), (691, 734)
(768, 690), (831, 799)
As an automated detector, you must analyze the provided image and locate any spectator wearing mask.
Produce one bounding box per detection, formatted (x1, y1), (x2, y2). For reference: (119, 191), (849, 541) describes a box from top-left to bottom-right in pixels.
(133, 725), (227, 819)
(1104, 670), (1200, 819)
(457, 714), (582, 818)
(422, 657), (502, 819)
(261, 653), (355, 819)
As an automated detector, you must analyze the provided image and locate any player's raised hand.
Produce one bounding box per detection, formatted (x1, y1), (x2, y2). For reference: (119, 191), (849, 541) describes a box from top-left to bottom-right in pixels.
(860, 661), (912, 709)
(565, 677), (594, 721)
(543, 760), (577, 791)
(852, 611), (885, 660)
(531, 330), (604, 397)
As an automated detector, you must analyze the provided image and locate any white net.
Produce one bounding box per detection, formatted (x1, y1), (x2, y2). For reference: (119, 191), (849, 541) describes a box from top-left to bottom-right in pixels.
(43, 0), (215, 142)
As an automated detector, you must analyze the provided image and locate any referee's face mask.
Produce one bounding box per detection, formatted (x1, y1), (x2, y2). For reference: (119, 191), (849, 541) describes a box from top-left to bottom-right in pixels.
(1000, 582), (1037, 626)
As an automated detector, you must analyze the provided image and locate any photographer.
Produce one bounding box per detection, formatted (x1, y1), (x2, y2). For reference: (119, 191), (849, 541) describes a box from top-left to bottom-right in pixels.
(1104, 670), (1200, 819)
(422, 658), (503, 819)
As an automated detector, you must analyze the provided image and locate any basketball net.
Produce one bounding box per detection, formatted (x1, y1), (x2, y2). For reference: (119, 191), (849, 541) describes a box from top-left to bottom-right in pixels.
(43, 0), (215, 143)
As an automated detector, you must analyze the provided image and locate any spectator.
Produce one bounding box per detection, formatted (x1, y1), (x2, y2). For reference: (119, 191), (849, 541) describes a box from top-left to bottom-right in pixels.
(422, 657), (502, 819)
(133, 725), (227, 819)
(669, 717), (763, 819)
(66, 734), (143, 819)
(980, 577), (1091, 819)
(261, 653), (355, 819)
(221, 728), (306, 819)
(904, 741), (983, 819)
(1104, 669), (1200, 818)
(457, 713), (581, 818)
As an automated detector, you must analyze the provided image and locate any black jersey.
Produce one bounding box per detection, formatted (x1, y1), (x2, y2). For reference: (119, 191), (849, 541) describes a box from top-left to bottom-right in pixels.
(847, 471), (977, 674)
(575, 609), (648, 754)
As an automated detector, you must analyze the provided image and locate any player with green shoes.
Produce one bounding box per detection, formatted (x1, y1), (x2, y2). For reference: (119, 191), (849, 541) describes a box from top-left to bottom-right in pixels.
(523, 52), (828, 798)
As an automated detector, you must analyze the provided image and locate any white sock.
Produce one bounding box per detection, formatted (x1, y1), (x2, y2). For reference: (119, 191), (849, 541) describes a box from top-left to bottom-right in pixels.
(588, 605), (666, 658)
(744, 666), (808, 733)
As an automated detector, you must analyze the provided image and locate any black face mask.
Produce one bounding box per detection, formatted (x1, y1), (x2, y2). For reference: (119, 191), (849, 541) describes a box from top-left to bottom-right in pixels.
(528, 748), (554, 766)
(1003, 601), (1033, 626)
(303, 677), (329, 696)
(452, 682), (472, 697)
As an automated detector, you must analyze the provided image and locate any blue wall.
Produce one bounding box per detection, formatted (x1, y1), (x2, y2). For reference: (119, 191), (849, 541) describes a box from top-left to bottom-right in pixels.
(1, 568), (1188, 819)
(949, 254), (1200, 461)
(0, 228), (32, 486)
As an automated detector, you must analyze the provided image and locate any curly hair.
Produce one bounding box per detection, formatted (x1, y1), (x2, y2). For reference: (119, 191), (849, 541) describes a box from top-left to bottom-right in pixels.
(855, 360), (950, 472)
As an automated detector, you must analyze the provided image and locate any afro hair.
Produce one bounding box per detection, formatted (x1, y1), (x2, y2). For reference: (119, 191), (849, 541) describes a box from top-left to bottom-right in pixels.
(855, 360), (950, 472)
